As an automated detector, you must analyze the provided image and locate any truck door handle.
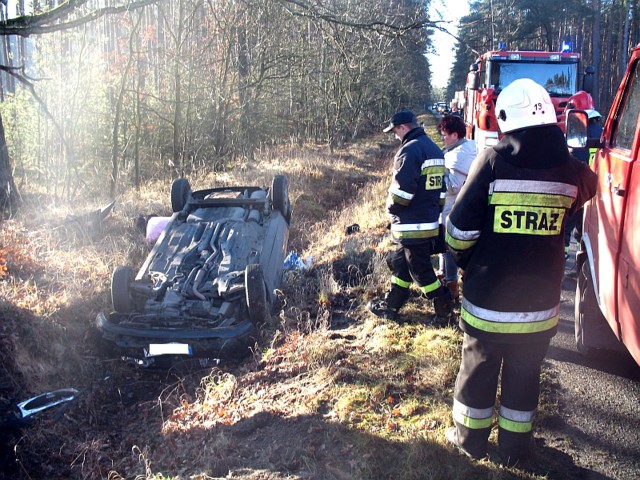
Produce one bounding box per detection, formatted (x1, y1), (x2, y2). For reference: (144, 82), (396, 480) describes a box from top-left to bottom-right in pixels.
(613, 187), (625, 197)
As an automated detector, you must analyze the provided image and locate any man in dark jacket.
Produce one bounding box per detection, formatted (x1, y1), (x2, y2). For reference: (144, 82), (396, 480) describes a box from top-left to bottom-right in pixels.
(367, 110), (453, 324)
(564, 108), (603, 266)
(444, 79), (597, 465)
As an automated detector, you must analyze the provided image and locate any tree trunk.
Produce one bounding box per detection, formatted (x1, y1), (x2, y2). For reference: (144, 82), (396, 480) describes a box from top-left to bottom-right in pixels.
(592, 0), (601, 109)
(0, 113), (20, 215)
(172, 0), (185, 176)
(110, 13), (142, 198)
(621, 2), (632, 73)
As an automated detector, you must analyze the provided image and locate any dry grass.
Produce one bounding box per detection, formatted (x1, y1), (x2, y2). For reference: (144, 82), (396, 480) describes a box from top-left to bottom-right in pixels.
(1, 114), (555, 480)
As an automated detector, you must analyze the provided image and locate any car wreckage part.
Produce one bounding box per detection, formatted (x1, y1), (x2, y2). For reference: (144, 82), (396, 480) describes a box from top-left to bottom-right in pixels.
(245, 263), (267, 323)
(17, 388), (79, 418)
(95, 310), (257, 359)
(171, 177), (192, 212)
(99, 177), (290, 363)
(271, 175), (292, 224)
(111, 265), (134, 313)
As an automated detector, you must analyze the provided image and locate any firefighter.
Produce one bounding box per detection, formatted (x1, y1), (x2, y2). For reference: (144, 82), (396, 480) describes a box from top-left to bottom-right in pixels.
(367, 110), (454, 325)
(564, 109), (603, 276)
(444, 79), (597, 465)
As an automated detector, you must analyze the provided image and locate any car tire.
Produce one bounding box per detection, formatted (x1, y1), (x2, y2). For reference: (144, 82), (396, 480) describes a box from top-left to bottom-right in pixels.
(171, 178), (191, 212)
(245, 263), (267, 324)
(112, 266), (134, 313)
(271, 175), (291, 224)
(575, 260), (603, 357)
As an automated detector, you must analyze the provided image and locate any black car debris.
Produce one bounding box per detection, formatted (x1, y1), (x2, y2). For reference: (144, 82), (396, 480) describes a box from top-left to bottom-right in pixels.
(96, 175), (291, 365)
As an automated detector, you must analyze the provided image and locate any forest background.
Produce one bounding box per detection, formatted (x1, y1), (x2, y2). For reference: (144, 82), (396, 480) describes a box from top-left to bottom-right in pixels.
(0, 0), (639, 213)
(1, 2), (640, 478)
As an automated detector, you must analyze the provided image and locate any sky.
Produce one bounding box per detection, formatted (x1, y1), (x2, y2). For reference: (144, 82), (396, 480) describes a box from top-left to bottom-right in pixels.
(426, 0), (471, 89)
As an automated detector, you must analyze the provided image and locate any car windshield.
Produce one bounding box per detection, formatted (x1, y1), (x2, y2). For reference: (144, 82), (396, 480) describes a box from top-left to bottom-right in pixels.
(488, 60), (578, 96)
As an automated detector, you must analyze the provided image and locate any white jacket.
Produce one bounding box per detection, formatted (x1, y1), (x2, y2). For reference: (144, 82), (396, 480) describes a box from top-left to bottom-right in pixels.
(443, 139), (477, 216)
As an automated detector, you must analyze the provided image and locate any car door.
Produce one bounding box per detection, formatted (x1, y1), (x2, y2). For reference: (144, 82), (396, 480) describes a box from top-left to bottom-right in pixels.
(613, 50), (640, 364)
(588, 48), (640, 362)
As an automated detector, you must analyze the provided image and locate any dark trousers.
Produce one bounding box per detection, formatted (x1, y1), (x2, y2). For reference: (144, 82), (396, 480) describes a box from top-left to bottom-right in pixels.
(386, 243), (443, 308)
(565, 207), (583, 247)
(452, 333), (550, 459)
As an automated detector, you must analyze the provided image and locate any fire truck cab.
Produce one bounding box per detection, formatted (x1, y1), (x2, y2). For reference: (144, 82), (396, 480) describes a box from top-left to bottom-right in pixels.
(567, 43), (640, 366)
(465, 48), (594, 150)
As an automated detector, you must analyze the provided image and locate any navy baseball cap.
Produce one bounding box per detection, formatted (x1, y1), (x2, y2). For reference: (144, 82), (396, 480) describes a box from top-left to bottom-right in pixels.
(383, 110), (417, 133)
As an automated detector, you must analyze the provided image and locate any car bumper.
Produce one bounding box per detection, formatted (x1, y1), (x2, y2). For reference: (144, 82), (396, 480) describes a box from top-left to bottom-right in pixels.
(96, 311), (257, 359)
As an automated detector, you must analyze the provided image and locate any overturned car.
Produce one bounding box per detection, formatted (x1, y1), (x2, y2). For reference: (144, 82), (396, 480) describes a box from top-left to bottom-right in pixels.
(96, 175), (291, 364)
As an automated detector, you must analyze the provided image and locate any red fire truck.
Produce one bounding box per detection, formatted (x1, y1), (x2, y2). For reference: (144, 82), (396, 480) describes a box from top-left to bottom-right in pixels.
(464, 48), (594, 150)
(567, 43), (640, 366)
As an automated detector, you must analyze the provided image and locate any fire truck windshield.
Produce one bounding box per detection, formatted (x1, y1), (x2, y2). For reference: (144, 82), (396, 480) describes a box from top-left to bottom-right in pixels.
(488, 61), (578, 97)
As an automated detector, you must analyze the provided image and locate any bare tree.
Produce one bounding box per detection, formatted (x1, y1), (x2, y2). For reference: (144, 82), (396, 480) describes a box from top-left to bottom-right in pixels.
(0, 0), (157, 214)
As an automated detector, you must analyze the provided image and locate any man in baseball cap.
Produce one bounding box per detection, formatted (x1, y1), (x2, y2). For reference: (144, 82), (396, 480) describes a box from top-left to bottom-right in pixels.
(382, 110), (418, 133)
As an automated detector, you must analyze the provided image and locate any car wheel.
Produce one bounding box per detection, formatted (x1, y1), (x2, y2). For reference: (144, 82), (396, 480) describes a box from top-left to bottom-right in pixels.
(171, 178), (191, 212)
(575, 260), (603, 357)
(245, 264), (267, 324)
(271, 175), (291, 224)
(112, 266), (134, 313)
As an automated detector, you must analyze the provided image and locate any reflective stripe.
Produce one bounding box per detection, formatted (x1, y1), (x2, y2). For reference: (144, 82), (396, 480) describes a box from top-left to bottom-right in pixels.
(490, 179), (578, 198)
(499, 416), (533, 433)
(421, 165), (446, 176)
(500, 405), (535, 422)
(389, 187), (414, 201)
(461, 299), (559, 334)
(391, 222), (439, 232)
(453, 399), (493, 430)
(447, 219), (481, 241)
(494, 206), (565, 236)
(420, 279), (441, 294)
(392, 230), (439, 240)
(498, 405), (535, 434)
(445, 219), (480, 250)
(445, 231), (477, 251)
(392, 276), (412, 289)
(421, 158), (445, 170)
(490, 192), (574, 208)
(391, 193), (411, 206)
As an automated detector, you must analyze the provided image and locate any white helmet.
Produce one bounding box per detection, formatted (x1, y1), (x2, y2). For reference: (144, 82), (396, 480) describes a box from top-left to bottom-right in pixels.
(496, 78), (557, 133)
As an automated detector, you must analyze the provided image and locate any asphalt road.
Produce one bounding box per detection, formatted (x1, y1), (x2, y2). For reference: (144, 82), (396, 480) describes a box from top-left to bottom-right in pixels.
(537, 251), (640, 480)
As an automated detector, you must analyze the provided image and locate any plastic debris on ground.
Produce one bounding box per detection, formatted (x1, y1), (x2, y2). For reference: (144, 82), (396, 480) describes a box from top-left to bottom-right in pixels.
(17, 388), (79, 418)
(284, 251), (313, 271)
(146, 216), (171, 242)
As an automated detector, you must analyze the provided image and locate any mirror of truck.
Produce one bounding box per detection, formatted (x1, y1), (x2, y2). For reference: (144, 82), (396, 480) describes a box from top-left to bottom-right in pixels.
(566, 109), (589, 148)
(467, 64), (479, 90)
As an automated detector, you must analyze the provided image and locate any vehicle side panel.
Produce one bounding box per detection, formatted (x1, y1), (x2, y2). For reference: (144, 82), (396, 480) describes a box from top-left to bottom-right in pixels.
(618, 160), (640, 363)
(615, 52), (640, 363)
(584, 46), (640, 365)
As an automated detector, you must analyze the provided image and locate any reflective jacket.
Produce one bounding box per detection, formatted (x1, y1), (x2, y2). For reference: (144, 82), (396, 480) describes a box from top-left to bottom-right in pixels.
(386, 127), (445, 245)
(446, 125), (597, 342)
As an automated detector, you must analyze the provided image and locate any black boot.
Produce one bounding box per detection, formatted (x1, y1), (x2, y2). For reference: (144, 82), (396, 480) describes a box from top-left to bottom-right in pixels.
(366, 299), (399, 320)
(429, 289), (456, 327)
(366, 286), (409, 321)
